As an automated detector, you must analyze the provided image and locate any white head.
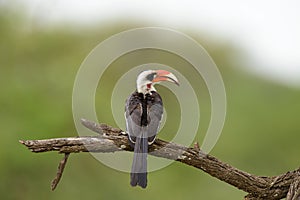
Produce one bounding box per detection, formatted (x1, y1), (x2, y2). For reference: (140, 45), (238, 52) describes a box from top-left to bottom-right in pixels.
(136, 69), (179, 94)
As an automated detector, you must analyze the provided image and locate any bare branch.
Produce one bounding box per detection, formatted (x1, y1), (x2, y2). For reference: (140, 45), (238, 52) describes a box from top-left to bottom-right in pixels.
(20, 119), (300, 199)
(51, 153), (70, 191)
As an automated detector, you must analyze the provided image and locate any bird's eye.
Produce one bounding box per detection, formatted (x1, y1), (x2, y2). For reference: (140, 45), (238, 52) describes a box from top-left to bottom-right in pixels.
(146, 73), (157, 81)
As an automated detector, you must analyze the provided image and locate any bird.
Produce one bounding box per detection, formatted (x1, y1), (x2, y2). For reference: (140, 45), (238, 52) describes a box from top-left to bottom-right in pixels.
(125, 69), (179, 188)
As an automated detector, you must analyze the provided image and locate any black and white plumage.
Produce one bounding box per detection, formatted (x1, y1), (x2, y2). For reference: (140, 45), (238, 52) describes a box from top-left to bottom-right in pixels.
(125, 70), (179, 188)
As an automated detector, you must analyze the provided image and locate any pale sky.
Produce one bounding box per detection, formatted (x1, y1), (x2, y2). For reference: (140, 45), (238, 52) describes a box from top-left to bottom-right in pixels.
(12, 0), (300, 87)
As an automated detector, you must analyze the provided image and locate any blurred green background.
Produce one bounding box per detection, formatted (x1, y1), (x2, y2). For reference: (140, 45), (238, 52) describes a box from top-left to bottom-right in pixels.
(1, 4), (300, 200)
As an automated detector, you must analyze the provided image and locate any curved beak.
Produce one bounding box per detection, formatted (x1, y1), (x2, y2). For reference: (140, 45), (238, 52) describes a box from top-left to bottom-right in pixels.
(152, 70), (179, 86)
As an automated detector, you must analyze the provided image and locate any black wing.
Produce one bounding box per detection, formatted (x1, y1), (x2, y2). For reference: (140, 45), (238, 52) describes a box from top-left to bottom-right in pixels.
(146, 91), (163, 143)
(125, 91), (142, 145)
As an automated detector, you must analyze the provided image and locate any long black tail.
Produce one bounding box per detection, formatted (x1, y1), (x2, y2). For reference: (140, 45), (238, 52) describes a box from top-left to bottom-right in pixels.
(130, 134), (148, 188)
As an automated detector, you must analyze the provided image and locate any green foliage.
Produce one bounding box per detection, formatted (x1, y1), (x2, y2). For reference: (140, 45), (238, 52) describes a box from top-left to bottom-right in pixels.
(1, 8), (299, 200)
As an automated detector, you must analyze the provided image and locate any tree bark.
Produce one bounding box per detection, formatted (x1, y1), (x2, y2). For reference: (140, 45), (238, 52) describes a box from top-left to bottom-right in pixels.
(19, 119), (300, 200)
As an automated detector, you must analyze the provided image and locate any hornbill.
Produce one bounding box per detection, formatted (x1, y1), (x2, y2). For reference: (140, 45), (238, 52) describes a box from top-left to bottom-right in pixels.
(125, 69), (179, 188)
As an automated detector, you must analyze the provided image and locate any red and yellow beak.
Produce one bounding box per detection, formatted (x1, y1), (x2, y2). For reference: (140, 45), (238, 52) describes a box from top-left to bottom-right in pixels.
(152, 70), (179, 86)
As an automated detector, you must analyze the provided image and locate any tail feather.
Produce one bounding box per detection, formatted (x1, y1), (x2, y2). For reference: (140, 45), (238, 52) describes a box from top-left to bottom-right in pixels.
(130, 130), (148, 188)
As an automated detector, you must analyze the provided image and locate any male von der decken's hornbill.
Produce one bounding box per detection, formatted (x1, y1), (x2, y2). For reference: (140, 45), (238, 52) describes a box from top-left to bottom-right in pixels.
(125, 70), (179, 188)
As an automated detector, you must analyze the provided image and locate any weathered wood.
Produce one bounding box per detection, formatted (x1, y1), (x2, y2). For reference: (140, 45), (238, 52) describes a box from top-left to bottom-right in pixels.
(51, 153), (70, 191)
(19, 119), (300, 199)
(286, 172), (300, 200)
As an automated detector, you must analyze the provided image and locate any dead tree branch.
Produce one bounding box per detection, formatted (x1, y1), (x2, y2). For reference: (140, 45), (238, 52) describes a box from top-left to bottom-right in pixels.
(20, 119), (300, 200)
(51, 153), (69, 191)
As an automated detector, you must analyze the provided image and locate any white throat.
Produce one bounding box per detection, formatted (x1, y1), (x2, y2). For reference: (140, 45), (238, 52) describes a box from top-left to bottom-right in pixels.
(137, 83), (156, 94)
